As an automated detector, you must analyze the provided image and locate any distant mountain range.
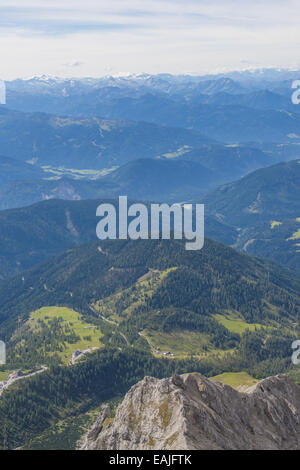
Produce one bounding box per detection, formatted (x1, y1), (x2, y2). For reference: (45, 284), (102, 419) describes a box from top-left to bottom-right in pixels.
(1, 71), (300, 274)
(0, 148), (280, 211)
(4, 71), (300, 144)
(0, 119), (282, 210)
(90, 99), (300, 143)
(6, 69), (300, 103)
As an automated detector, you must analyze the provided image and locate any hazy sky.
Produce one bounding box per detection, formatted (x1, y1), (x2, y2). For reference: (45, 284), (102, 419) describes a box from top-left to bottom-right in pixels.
(1, 0), (300, 79)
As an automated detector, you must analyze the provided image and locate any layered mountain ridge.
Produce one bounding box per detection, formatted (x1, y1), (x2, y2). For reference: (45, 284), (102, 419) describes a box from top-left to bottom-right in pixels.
(81, 373), (300, 450)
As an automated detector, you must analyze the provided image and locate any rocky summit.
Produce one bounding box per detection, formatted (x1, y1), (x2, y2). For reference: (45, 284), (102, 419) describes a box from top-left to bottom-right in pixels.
(81, 373), (300, 450)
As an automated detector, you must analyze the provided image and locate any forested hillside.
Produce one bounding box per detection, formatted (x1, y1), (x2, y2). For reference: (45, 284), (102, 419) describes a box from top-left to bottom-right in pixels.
(204, 160), (300, 272)
(0, 198), (236, 280)
(0, 237), (299, 388)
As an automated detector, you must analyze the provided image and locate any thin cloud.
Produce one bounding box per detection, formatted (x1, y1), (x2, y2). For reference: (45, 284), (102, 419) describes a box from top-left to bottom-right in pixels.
(62, 61), (84, 68)
(0, 0), (300, 79)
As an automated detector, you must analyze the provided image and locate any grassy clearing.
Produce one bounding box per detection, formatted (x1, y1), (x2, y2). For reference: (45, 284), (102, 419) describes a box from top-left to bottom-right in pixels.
(0, 371), (8, 381)
(42, 166), (117, 180)
(287, 219), (300, 241)
(142, 329), (211, 356)
(270, 221), (282, 229)
(214, 311), (263, 335)
(211, 372), (258, 389)
(161, 146), (192, 159)
(29, 306), (104, 364)
(287, 229), (300, 241)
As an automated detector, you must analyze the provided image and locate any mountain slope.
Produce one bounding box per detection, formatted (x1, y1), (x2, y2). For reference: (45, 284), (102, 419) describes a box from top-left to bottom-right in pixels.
(0, 198), (109, 279)
(196, 89), (297, 112)
(204, 160), (300, 226)
(234, 217), (300, 274)
(1, 237), (300, 449)
(0, 198), (236, 280)
(32, 91), (300, 144)
(0, 154), (44, 187)
(180, 144), (272, 180)
(70, 96), (300, 143)
(82, 373), (300, 450)
(103, 157), (217, 200)
(0, 157), (219, 210)
(0, 145), (275, 210)
(1, 237), (300, 352)
(0, 107), (214, 169)
(0, 348), (206, 450)
(203, 160), (300, 272)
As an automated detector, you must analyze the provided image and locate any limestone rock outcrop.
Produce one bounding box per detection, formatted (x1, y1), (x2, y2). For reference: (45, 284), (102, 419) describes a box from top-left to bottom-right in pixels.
(81, 373), (300, 450)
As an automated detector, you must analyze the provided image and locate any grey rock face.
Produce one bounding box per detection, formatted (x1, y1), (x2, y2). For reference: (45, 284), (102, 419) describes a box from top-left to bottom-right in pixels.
(79, 405), (111, 450)
(81, 373), (300, 450)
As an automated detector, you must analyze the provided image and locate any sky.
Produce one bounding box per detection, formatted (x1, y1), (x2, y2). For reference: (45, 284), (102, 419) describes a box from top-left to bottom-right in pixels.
(1, 0), (300, 79)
